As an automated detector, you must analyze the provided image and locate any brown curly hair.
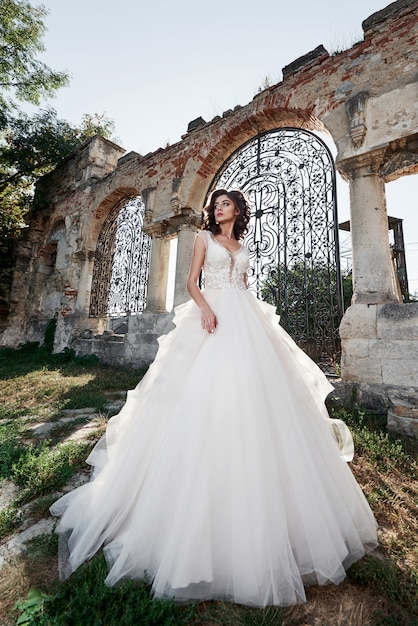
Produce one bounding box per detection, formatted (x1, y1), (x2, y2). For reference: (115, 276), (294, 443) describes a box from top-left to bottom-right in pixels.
(202, 189), (251, 241)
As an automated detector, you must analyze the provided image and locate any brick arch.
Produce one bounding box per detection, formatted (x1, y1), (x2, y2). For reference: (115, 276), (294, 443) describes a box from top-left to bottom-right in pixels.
(186, 107), (330, 212)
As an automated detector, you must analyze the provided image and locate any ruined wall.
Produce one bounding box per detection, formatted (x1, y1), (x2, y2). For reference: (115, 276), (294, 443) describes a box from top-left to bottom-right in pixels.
(1, 0), (418, 410)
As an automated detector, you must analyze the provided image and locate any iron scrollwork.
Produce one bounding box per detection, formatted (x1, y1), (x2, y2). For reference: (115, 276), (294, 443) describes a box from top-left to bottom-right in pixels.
(208, 128), (343, 372)
(90, 196), (151, 318)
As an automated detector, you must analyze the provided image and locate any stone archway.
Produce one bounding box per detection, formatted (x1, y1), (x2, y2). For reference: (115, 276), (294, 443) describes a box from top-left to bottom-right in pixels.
(206, 127), (343, 370)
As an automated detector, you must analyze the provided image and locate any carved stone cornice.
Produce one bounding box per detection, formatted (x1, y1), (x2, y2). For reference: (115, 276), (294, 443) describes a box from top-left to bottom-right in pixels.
(175, 207), (202, 230)
(143, 207), (201, 238)
(380, 147), (418, 182)
(74, 249), (96, 262)
(336, 147), (389, 180)
(143, 222), (169, 238)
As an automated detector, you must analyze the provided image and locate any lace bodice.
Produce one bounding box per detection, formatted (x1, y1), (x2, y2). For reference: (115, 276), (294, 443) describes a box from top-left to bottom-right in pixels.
(197, 230), (249, 290)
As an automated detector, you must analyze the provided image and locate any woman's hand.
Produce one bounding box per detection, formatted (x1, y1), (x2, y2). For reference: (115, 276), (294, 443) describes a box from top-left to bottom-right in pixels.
(187, 235), (217, 333)
(200, 304), (217, 334)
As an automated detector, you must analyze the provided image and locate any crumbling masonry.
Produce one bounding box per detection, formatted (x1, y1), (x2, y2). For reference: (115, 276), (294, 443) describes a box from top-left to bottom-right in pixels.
(2, 0), (418, 434)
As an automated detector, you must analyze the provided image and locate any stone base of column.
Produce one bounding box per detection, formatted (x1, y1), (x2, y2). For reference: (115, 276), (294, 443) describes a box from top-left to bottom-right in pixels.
(70, 312), (174, 369)
(340, 302), (418, 387)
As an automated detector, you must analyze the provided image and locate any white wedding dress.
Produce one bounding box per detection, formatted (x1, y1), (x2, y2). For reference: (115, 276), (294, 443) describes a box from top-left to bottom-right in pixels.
(50, 229), (378, 607)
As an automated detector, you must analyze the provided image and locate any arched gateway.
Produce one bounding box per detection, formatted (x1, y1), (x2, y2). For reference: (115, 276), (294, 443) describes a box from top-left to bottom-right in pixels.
(90, 197), (151, 318)
(208, 128), (343, 370)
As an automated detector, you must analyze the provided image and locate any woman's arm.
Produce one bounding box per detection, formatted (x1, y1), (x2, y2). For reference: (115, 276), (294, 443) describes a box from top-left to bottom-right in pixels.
(187, 235), (217, 333)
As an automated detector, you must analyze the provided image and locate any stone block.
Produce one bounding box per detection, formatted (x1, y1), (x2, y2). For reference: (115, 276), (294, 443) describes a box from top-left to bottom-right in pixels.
(382, 360), (418, 388)
(387, 409), (418, 438)
(339, 304), (377, 340)
(128, 312), (174, 335)
(377, 302), (418, 340)
(389, 397), (418, 419)
(341, 338), (383, 384)
(125, 340), (159, 368)
(372, 339), (418, 360)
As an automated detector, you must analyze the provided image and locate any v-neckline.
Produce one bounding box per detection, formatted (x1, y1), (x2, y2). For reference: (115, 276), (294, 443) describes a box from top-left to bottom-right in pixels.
(210, 232), (242, 255)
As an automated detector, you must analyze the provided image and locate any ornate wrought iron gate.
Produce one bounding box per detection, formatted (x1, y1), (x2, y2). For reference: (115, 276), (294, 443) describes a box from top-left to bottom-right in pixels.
(208, 128), (343, 370)
(90, 196), (151, 317)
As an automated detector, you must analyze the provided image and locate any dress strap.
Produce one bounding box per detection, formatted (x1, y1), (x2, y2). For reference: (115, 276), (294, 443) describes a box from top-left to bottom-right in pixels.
(196, 230), (208, 248)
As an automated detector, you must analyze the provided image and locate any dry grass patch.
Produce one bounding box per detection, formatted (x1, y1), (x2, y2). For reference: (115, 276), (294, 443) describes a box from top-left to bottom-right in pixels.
(0, 535), (59, 623)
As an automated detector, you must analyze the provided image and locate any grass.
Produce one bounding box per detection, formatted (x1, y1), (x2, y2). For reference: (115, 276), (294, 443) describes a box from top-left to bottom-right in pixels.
(0, 505), (22, 538)
(0, 342), (143, 543)
(0, 343), (417, 625)
(11, 439), (92, 503)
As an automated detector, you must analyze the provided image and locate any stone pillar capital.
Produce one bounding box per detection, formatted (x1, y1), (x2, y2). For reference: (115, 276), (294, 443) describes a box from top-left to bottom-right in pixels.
(336, 147), (388, 181)
(143, 221), (169, 238)
(74, 249), (96, 262)
(175, 207), (202, 232)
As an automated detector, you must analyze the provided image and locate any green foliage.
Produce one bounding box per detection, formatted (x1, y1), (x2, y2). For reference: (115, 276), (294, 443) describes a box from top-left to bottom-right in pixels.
(1, 108), (115, 193)
(0, 109), (115, 300)
(14, 588), (52, 626)
(12, 439), (91, 503)
(0, 0), (69, 114)
(342, 271), (353, 310)
(14, 553), (197, 625)
(0, 2), (115, 303)
(0, 420), (25, 478)
(0, 503), (22, 539)
(261, 261), (344, 364)
(261, 261), (341, 327)
(329, 405), (417, 478)
(26, 531), (58, 558)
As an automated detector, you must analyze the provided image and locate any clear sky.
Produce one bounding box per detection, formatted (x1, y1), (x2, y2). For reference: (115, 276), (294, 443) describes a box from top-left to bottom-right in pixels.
(35, 0), (418, 295)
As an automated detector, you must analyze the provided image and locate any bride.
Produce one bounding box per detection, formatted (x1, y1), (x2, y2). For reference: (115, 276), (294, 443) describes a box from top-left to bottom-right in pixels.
(50, 188), (378, 607)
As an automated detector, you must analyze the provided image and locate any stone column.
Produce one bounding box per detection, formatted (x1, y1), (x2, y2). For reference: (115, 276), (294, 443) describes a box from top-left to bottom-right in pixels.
(75, 250), (95, 314)
(339, 154), (400, 305)
(144, 234), (170, 313)
(173, 226), (198, 307)
(338, 152), (401, 386)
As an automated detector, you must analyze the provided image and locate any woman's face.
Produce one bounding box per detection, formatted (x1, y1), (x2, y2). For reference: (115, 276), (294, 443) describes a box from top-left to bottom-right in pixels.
(213, 194), (238, 224)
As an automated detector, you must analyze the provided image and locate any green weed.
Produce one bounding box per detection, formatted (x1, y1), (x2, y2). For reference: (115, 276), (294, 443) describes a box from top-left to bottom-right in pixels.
(0, 504), (22, 540)
(0, 422), (25, 479)
(329, 406), (418, 477)
(27, 494), (60, 521)
(14, 589), (52, 626)
(25, 533), (58, 559)
(14, 553), (197, 625)
(12, 440), (91, 503)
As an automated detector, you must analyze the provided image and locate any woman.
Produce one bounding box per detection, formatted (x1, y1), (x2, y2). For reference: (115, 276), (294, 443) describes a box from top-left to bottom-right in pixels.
(51, 188), (378, 607)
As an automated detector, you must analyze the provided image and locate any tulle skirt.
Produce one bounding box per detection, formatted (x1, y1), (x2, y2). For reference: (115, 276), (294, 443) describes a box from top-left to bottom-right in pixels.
(50, 287), (378, 607)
